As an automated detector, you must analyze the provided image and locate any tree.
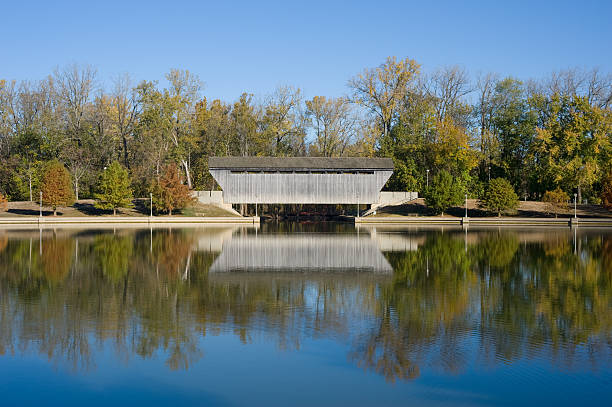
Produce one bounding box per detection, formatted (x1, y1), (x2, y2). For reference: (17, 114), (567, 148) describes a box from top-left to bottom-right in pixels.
(542, 188), (570, 217)
(530, 95), (611, 202)
(348, 56), (420, 142)
(481, 178), (519, 216)
(53, 64), (97, 141)
(491, 78), (537, 193)
(306, 96), (356, 157)
(166, 69), (202, 188)
(0, 191), (7, 212)
(41, 160), (74, 216)
(260, 86), (306, 156)
(110, 73), (140, 168)
(152, 163), (194, 215)
(601, 172), (612, 209)
(424, 170), (464, 215)
(94, 161), (133, 215)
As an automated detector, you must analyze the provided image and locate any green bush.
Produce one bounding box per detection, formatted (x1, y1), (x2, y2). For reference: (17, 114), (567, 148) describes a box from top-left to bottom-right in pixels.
(94, 161), (133, 215)
(481, 178), (518, 216)
(424, 170), (464, 215)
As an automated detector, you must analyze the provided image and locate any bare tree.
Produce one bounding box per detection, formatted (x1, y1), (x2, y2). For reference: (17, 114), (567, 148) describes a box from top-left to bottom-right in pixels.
(306, 96), (357, 157)
(261, 86), (306, 156)
(53, 64), (97, 140)
(424, 65), (473, 121)
(111, 73), (140, 168)
(475, 72), (499, 162)
(543, 67), (611, 108)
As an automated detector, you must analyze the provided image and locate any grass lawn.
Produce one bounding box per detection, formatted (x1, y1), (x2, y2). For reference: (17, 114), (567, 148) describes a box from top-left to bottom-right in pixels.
(371, 198), (612, 218)
(0, 199), (241, 218)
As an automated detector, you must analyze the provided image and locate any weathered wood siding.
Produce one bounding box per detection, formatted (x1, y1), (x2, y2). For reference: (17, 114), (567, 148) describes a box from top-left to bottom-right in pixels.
(209, 235), (392, 273)
(210, 170), (392, 204)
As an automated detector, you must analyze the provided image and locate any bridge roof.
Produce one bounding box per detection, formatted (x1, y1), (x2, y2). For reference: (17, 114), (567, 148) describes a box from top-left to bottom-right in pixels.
(209, 156), (394, 171)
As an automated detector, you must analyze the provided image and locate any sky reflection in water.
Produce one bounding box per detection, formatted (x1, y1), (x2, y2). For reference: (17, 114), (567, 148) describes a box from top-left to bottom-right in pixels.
(0, 223), (611, 406)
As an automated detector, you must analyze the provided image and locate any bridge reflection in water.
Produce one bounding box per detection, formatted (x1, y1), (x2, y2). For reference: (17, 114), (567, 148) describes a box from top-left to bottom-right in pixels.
(210, 234), (393, 273)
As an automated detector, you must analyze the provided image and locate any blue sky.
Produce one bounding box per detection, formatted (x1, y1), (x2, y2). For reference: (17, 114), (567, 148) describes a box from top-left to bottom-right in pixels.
(1, 0), (610, 101)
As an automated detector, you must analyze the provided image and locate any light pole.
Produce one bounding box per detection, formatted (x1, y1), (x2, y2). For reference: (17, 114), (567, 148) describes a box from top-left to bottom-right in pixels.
(465, 193), (468, 218)
(488, 166), (491, 182)
(150, 193), (153, 217)
(39, 191), (42, 217)
(574, 193), (577, 218)
(426, 169), (429, 188)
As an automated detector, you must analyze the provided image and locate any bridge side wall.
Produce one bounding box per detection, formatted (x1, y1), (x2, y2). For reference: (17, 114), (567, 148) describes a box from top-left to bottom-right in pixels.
(209, 170), (392, 204)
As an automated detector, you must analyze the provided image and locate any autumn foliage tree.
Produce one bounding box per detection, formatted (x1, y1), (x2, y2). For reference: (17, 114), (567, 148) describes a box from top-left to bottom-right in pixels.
(151, 163), (194, 215)
(542, 188), (570, 217)
(41, 160), (74, 216)
(0, 192), (7, 212)
(602, 172), (612, 209)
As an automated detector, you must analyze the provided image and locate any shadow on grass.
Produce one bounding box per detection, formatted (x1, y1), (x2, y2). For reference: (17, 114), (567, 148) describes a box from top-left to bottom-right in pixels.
(8, 209), (57, 216)
(73, 200), (150, 216)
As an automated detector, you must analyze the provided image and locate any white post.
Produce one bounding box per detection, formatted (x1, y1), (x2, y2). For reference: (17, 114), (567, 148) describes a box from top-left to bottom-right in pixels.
(574, 193), (577, 218)
(426, 169), (429, 188)
(465, 194), (468, 218)
(150, 193), (153, 217)
(39, 191), (42, 217)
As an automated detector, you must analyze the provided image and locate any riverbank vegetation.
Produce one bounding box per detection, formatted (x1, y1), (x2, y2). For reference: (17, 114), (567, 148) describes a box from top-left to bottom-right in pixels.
(1, 58), (611, 214)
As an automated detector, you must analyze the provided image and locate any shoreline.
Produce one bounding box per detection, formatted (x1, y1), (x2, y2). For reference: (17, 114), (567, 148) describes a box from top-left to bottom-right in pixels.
(354, 216), (612, 227)
(0, 216), (260, 226)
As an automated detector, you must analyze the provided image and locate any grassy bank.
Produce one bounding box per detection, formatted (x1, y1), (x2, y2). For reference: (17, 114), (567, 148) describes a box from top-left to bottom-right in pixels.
(371, 198), (612, 218)
(0, 199), (240, 218)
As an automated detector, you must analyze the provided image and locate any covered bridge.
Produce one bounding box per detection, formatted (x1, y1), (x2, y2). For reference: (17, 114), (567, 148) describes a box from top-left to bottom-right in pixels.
(208, 156), (394, 204)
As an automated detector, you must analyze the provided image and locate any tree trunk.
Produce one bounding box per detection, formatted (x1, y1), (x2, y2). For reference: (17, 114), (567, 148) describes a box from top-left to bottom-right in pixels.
(169, 208), (172, 216)
(75, 180), (79, 201)
(181, 159), (192, 189)
(122, 136), (130, 169)
(53, 207), (57, 216)
(113, 208), (116, 216)
(28, 173), (32, 202)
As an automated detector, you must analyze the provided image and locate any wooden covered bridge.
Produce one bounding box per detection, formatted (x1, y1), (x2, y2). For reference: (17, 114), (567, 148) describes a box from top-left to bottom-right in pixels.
(207, 156), (395, 204)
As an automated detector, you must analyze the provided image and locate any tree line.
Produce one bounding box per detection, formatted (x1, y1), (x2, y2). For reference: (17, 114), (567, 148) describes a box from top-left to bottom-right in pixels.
(1, 59), (611, 208)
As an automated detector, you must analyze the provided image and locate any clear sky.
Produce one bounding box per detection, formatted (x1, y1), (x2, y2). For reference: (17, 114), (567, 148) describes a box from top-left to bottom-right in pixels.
(1, 0), (611, 101)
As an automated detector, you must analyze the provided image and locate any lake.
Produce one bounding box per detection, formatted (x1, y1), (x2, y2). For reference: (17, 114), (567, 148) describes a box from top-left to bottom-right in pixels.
(0, 223), (611, 406)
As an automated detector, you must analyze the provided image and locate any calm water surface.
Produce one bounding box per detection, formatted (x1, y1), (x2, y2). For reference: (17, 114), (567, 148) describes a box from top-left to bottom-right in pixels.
(0, 223), (611, 406)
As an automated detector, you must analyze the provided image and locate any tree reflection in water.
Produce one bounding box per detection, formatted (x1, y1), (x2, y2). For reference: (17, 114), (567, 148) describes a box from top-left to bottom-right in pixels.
(0, 226), (611, 381)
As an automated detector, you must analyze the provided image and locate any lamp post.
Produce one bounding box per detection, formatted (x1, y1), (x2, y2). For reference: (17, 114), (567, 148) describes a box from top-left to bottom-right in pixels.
(574, 193), (577, 218)
(150, 193), (153, 217)
(488, 166), (491, 182)
(426, 169), (429, 188)
(465, 194), (468, 218)
(39, 191), (42, 217)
